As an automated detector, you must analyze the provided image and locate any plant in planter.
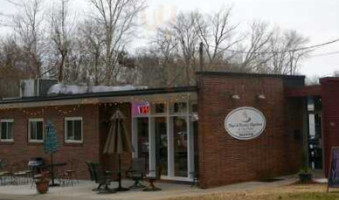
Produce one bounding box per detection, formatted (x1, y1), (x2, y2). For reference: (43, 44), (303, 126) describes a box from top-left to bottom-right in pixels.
(35, 171), (50, 194)
(298, 167), (312, 183)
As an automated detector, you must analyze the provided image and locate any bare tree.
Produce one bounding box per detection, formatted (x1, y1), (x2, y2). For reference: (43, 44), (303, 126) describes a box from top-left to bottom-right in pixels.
(0, 37), (32, 97)
(235, 21), (309, 75)
(196, 7), (241, 68)
(49, 0), (74, 82)
(238, 21), (274, 72)
(153, 12), (201, 85)
(151, 9), (242, 85)
(77, 19), (105, 85)
(7, 0), (45, 77)
(283, 31), (310, 75)
(152, 27), (180, 86)
(88, 0), (146, 85)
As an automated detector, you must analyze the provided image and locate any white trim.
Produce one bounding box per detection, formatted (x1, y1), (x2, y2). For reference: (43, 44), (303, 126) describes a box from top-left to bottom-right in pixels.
(28, 118), (44, 143)
(0, 119), (14, 142)
(167, 106), (174, 177)
(0, 119), (14, 123)
(149, 117), (156, 177)
(64, 117), (83, 144)
(160, 175), (193, 182)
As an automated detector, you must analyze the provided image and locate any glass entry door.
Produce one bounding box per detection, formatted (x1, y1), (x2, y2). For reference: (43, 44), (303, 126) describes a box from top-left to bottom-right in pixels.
(136, 118), (149, 171)
(154, 117), (168, 176)
(132, 101), (195, 181)
(173, 116), (188, 177)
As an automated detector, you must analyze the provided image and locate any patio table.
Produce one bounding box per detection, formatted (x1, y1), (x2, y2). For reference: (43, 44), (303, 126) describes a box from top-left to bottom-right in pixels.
(42, 162), (67, 187)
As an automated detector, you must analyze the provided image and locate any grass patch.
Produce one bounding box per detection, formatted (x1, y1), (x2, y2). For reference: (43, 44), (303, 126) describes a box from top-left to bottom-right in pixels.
(283, 192), (339, 200)
(168, 191), (339, 200)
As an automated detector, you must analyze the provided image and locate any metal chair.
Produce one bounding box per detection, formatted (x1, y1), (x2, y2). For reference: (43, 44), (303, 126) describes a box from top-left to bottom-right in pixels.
(59, 159), (79, 186)
(126, 158), (146, 189)
(0, 160), (11, 186)
(143, 166), (162, 192)
(90, 162), (116, 193)
(12, 160), (31, 185)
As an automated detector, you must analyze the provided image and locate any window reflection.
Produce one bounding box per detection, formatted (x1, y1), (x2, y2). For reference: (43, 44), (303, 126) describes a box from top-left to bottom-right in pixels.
(173, 116), (188, 177)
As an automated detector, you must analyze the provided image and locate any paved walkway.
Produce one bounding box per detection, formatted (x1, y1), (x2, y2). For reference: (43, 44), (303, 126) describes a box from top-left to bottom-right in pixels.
(0, 177), (297, 200)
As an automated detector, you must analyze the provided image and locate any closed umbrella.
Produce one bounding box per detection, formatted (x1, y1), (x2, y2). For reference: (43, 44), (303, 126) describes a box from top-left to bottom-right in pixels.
(44, 120), (59, 186)
(103, 109), (133, 191)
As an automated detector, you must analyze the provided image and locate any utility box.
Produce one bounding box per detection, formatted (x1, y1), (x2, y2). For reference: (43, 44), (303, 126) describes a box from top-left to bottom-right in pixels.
(20, 79), (58, 97)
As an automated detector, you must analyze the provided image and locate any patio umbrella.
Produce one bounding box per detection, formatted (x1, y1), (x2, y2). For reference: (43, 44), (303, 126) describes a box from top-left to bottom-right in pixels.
(103, 109), (133, 191)
(44, 120), (59, 186)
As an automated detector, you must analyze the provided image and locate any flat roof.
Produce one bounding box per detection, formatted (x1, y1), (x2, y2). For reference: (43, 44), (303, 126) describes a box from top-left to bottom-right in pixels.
(196, 71), (305, 79)
(285, 85), (322, 97)
(0, 86), (197, 105)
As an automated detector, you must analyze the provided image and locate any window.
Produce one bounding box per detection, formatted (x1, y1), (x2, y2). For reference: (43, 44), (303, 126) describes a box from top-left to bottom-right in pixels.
(65, 117), (83, 143)
(28, 119), (44, 143)
(173, 102), (187, 113)
(1, 119), (14, 142)
(153, 103), (166, 114)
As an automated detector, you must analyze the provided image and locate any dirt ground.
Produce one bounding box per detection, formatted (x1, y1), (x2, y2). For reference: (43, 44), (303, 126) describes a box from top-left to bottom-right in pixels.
(166, 184), (339, 200)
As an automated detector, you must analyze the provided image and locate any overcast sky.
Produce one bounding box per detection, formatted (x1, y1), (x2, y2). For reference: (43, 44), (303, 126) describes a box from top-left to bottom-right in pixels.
(1, 0), (339, 78)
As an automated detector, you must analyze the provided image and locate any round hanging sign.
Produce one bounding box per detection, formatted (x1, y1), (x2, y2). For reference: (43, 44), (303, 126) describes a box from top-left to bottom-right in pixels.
(224, 107), (266, 140)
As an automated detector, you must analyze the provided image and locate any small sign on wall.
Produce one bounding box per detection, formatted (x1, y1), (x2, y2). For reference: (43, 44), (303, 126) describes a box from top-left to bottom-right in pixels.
(224, 107), (266, 140)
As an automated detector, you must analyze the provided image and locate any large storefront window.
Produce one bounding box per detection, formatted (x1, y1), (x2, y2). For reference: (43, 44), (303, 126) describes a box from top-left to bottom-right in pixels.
(132, 100), (197, 181)
(136, 118), (149, 170)
(173, 116), (188, 177)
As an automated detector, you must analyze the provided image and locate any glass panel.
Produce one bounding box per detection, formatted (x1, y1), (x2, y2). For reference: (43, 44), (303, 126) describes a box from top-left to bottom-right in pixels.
(36, 121), (43, 140)
(137, 118), (149, 170)
(7, 122), (13, 140)
(193, 120), (199, 177)
(30, 122), (36, 140)
(173, 116), (188, 177)
(192, 103), (198, 113)
(1, 122), (7, 139)
(155, 117), (167, 176)
(174, 102), (187, 113)
(154, 103), (166, 114)
(67, 121), (74, 140)
(74, 120), (82, 141)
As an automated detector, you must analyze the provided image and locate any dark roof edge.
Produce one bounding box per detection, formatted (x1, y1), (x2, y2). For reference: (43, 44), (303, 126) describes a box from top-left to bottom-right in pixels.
(196, 71), (305, 79)
(0, 86), (197, 105)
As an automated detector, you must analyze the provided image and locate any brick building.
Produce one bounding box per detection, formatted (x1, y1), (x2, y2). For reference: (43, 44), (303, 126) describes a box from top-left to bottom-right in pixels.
(0, 72), (316, 188)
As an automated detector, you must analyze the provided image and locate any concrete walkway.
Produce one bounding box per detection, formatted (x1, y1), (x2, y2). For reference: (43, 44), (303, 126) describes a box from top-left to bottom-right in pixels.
(0, 177), (297, 200)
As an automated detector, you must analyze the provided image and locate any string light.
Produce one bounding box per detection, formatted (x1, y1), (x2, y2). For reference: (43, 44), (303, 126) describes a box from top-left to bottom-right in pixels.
(0, 94), (193, 117)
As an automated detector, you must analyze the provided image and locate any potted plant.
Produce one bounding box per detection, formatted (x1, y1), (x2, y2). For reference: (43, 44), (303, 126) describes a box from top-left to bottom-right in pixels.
(299, 167), (312, 183)
(35, 171), (50, 194)
(298, 150), (312, 183)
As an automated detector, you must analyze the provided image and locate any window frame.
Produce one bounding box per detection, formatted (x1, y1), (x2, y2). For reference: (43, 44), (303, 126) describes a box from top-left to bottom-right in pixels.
(0, 119), (14, 142)
(64, 117), (83, 144)
(28, 118), (44, 143)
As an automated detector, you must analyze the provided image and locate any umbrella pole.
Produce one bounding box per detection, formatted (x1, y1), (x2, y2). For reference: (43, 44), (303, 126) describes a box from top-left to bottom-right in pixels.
(115, 154), (129, 191)
(118, 154), (121, 189)
(49, 153), (59, 187)
(51, 153), (54, 185)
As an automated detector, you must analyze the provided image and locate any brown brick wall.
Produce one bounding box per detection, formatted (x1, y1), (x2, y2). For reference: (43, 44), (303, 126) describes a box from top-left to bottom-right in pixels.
(197, 74), (304, 188)
(321, 78), (339, 177)
(0, 104), (100, 179)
